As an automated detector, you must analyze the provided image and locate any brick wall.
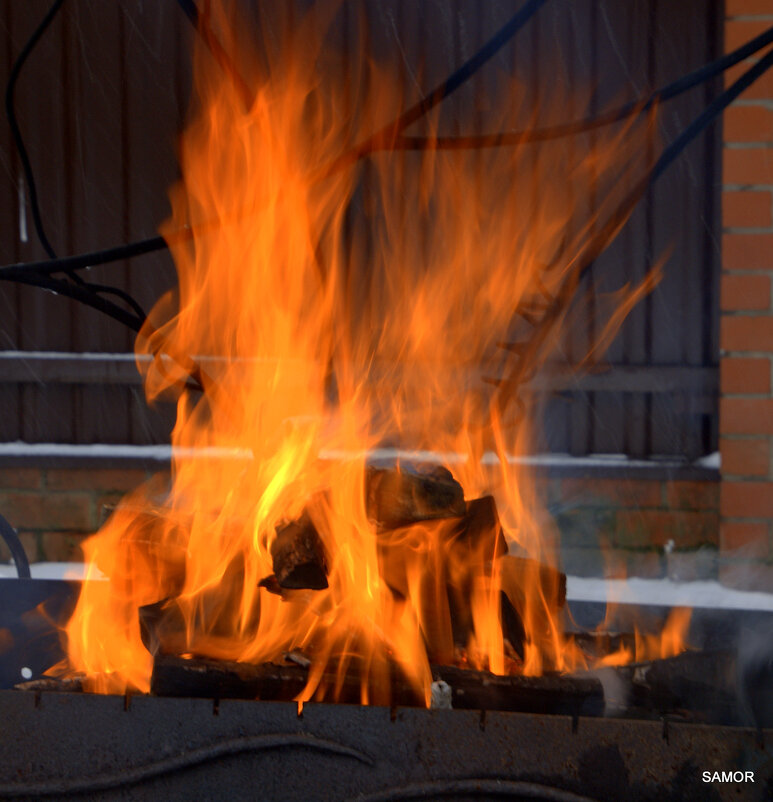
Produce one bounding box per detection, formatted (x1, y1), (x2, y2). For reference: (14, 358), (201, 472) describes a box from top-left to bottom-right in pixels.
(548, 477), (718, 581)
(719, 1), (773, 590)
(0, 468), (159, 564)
(0, 466), (719, 581)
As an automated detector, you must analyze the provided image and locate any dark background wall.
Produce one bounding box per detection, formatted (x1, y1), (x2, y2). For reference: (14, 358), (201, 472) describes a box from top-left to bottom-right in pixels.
(0, 0), (722, 454)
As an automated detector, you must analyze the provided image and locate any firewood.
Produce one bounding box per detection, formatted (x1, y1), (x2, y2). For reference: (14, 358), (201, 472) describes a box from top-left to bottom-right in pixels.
(455, 495), (508, 559)
(14, 676), (84, 693)
(433, 664), (603, 716)
(261, 512), (328, 591)
(365, 462), (465, 530)
(151, 653), (423, 706)
(152, 654), (308, 701)
(499, 554), (566, 611)
(139, 555), (261, 657)
(625, 649), (740, 723)
(149, 653), (605, 716)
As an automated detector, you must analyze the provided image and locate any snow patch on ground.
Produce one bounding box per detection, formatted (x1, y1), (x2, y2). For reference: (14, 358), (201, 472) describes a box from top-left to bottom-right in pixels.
(0, 441), (719, 471)
(0, 562), (99, 580)
(3, 563), (772, 612)
(567, 575), (773, 611)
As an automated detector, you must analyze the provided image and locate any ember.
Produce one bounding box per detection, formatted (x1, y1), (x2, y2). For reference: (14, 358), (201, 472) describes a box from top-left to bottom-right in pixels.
(62, 0), (669, 702)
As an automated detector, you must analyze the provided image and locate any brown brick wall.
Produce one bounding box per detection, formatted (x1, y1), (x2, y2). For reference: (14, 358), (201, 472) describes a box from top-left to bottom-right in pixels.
(0, 467), (162, 564)
(548, 477), (719, 580)
(719, 2), (773, 591)
(0, 466), (719, 581)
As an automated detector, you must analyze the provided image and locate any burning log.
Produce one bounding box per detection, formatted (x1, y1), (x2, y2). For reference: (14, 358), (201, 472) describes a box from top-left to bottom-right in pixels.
(259, 512), (328, 592)
(139, 555), (262, 657)
(150, 653), (604, 716)
(365, 462), (465, 530)
(449, 495), (508, 561)
(15, 676), (84, 693)
(152, 654), (310, 702)
(131, 468), (566, 677)
(626, 649), (740, 723)
(151, 653), (424, 706)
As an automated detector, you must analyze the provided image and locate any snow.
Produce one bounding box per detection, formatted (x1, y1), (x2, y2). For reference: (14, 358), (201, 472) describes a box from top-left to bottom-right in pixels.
(3, 562), (772, 612)
(0, 441), (720, 471)
(0, 442), (174, 459)
(0, 562), (99, 580)
(567, 575), (773, 612)
(0, 350), (139, 361)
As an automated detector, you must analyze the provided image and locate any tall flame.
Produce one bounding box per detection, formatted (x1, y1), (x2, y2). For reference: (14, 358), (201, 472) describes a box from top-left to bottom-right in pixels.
(65, 2), (667, 700)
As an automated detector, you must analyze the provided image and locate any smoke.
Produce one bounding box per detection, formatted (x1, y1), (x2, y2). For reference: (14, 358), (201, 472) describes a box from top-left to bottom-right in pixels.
(735, 619), (773, 729)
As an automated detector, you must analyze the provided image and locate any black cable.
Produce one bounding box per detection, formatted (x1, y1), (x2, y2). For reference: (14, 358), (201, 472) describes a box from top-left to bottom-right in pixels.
(5, 0), (66, 260)
(2, 7), (771, 348)
(3, 0), (206, 393)
(1, 17), (768, 282)
(321, 0), (548, 176)
(0, 234), (169, 279)
(394, 24), (773, 151)
(650, 46), (773, 185)
(495, 47), (773, 403)
(0, 269), (144, 331)
(175, 0), (199, 28)
(0, 514), (31, 579)
(176, 0), (252, 108)
(4, 0), (149, 323)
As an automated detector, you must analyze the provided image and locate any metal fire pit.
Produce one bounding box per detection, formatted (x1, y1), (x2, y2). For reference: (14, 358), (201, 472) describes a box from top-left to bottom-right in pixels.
(1, 688), (772, 801)
(3, 568), (773, 800)
(0, 578), (78, 691)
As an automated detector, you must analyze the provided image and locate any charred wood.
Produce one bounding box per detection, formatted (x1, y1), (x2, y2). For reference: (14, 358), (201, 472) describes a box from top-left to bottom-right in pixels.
(627, 649), (740, 724)
(150, 653), (605, 716)
(139, 555), (261, 657)
(261, 512), (328, 591)
(433, 664), (603, 717)
(151, 653), (423, 706)
(365, 462), (465, 530)
(14, 676), (84, 693)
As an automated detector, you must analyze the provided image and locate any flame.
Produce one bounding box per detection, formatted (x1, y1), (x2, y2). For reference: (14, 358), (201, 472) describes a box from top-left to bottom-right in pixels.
(65, 1), (678, 701)
(635, 607), (692, 662)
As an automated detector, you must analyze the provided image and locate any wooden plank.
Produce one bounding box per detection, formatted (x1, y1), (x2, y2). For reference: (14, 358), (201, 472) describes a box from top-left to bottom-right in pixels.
(586, 0), (651, 456)
(536, 0), (577, 456)
(121, 0), (188, 444)
(9, 1), (75, 442)
(0, 353), (719, 396)
(0, 2), (22, 441)
(648, 0), (694, 457)
(703, 6), (722, 459)
(653, 0), (714, 460)
(563, 1), (595, 457)
(65, 0), (131, 443)
(613, 0), (654, 460)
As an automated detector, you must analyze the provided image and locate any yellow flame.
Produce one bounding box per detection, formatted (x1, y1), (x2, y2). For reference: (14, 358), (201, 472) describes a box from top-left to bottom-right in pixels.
(65, 1), (676, 701)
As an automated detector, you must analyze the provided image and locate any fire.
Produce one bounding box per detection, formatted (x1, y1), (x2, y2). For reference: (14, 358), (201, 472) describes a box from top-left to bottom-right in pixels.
(636, 607), (692, 662)
(64, 2), (678, 700)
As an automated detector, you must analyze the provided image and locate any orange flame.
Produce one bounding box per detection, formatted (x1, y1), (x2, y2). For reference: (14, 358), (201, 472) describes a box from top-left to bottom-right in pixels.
(65, 2), (675, 701)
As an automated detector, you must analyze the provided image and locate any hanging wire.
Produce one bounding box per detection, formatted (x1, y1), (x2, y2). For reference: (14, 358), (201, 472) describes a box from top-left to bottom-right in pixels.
(1, 0), (771, 387)
(4, 0), (66, 262)
(492, 46), (773, 411)
(4, 0), (149, 327)
(393, 24), (773, 151)
(1, 17), (770, 285)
